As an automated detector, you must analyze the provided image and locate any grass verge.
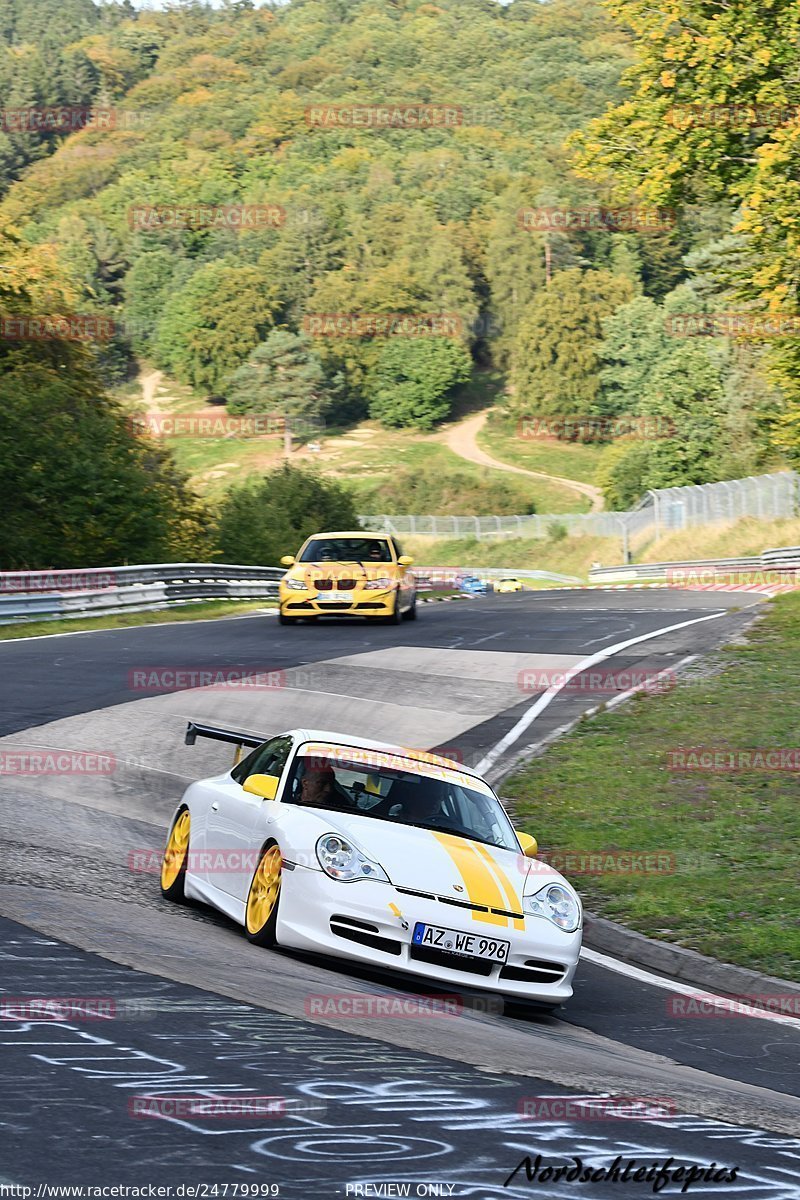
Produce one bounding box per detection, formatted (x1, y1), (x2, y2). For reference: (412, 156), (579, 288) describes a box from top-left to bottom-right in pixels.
(0, 600), (275, 641)
(507, 593), (800, 981)
(638, 516), (800, 564)
(479, 412), (605, 487)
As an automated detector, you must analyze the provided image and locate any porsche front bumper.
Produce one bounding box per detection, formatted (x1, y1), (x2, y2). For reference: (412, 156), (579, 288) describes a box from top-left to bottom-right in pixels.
(277, 864), (581, 1003)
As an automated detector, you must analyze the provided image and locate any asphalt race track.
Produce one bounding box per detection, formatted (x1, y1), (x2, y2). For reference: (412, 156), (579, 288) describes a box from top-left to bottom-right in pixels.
(1, 589), (798, 1196)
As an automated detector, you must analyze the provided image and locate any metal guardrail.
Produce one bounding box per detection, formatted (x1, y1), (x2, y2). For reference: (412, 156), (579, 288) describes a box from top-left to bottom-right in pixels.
(0, 560), (582, 625)
(4, 545), (797, 625)
(588, 548), (800, 583)
(763, 546), (800, 567)
(0, 563), (283, 625)
(0, 563), (285, 590)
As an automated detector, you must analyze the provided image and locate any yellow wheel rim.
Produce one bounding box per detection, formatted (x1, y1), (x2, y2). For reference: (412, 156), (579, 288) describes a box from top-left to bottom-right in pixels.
(246, 845), (282, 934)
(160, 810), (190, 890)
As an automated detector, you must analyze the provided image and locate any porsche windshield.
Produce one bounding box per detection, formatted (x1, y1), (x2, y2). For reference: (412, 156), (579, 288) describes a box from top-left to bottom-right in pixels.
(285, 752), (519, 852)
(299, 538), (392, 563)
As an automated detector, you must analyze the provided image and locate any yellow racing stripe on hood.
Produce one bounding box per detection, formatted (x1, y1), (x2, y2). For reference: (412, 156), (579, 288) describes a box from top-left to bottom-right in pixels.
(473, 842), (525, 931)
(432, 833), (509, 927)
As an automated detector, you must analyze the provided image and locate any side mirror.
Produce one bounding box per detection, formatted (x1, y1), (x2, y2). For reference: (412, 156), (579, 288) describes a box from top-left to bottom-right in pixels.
(516, 831), (538, 858)
(280, 555), (295, 567)
(243, 773), (280, 801)
(398, 555), (414, 566)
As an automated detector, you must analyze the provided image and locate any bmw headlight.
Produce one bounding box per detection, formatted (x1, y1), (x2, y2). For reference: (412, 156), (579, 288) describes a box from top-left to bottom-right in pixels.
(363, 577), (394, 590)
(284, 577), (307, 590)
(523, 883), (581, 932)
(316, 834), (389, 883)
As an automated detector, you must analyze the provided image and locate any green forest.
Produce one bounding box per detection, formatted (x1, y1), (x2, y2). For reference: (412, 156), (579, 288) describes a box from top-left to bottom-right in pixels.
(2, 0), (800, 567)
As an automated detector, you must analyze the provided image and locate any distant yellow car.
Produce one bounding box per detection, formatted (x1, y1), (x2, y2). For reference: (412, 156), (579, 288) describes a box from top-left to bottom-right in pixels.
(278, 531), (416, 625)
(494, 576), (523, 594)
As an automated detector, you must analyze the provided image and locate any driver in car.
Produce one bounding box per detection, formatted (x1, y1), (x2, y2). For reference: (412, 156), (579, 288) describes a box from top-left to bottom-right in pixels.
(297, 763), (355, 811)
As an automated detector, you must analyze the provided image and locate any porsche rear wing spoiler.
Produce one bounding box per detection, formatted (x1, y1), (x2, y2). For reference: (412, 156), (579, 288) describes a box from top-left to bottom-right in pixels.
(185, 720), (266, 766)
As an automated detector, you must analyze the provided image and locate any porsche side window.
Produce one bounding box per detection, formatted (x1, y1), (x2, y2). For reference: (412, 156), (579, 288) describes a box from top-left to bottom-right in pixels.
(231, 736), (293, 786)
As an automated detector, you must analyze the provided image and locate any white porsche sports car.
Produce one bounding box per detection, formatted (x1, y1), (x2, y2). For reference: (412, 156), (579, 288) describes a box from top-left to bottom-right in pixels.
(161, 722), (583, 1006)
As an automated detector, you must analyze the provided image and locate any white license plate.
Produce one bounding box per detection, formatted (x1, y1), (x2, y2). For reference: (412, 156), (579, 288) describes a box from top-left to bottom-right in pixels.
(334, 591), (353, 600)
(412, 922), (509, 963)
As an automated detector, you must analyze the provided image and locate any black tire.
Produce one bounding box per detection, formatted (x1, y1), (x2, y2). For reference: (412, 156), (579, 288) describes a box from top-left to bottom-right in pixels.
(278, 611), (299, 625)
(402, 596), (417, 620)
(384, 594), (403, 625)
(160, 807), (190, 903)
(244, 843), (282, 947)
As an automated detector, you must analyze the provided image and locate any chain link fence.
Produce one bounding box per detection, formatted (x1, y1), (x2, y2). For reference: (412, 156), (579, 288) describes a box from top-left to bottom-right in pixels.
(360, 471), (800, 541)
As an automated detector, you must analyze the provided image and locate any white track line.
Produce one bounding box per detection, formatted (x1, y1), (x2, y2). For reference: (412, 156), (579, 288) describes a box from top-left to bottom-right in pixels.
(581, 947), (800, 1028)
(474, 609), (729, 776)
(480, 607), (798, 1027)
(603, 655), (697, 711)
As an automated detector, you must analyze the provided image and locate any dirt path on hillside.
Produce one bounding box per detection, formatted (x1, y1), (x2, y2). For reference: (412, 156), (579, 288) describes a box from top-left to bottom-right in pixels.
(441, 411), (604, 512)
(138, 367), (170, 413)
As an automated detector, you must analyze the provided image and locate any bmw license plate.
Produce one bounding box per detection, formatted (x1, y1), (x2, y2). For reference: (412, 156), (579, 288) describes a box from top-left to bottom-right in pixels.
(334, 590), (353, 600)
(412, 922), (509, 963)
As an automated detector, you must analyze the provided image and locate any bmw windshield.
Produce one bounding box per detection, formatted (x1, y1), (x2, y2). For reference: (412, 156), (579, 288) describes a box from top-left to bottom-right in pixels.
(299, 538), (393, 563)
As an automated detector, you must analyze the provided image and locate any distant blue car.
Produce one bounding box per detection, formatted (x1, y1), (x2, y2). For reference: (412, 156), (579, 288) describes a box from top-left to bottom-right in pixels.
(459, 574), (488, 595)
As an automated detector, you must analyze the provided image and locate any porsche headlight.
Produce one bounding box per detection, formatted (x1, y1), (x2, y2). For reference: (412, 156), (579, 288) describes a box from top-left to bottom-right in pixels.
(363, 577), (394, 590)
(316, 834), (389, 883)
(523, 883), (581, 932)
(284, 577), (306, 590)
